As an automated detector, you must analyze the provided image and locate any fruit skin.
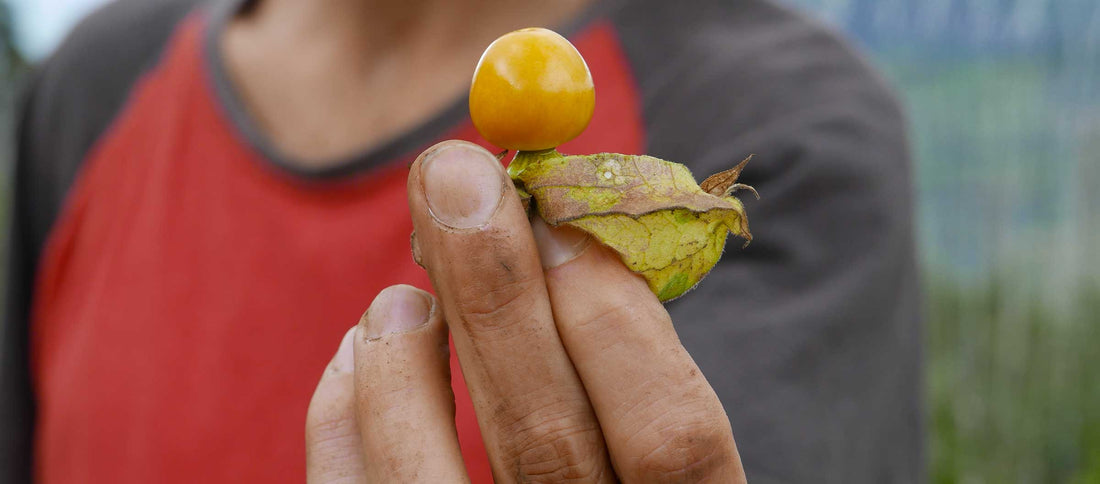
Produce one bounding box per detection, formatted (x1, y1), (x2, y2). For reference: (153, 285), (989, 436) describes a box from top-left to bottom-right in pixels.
(470, 28), (595, 151)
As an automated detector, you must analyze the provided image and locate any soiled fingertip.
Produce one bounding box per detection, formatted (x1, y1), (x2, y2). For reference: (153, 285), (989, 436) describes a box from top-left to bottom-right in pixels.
(361, 285), (435, 340)
(420, 142), (506, 229)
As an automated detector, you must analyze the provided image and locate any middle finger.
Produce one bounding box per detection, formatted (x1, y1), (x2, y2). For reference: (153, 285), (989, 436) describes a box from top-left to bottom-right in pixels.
(532, 219), (744, 482)
(407, 140), (614, 483)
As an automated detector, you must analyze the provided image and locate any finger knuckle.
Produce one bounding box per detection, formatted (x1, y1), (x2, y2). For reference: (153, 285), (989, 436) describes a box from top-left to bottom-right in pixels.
(628, 411), (735, 482)
(451, 269), (543, 332)
(307, 433), (360, 464)
(305, 415), (360, 470)
(576, 299), (669, 339)
(305, 410), (355, 448)
(498, 403), (607, 482)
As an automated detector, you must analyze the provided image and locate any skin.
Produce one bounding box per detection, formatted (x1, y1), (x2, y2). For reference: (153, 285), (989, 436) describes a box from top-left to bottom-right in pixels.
(221, 0), (593, 166)
(305, 141), (748, 482)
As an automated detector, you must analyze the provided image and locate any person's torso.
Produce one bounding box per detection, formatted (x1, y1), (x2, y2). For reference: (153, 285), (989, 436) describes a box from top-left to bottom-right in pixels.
(28, 2), (643, 482)
(13, 0), (927, 482)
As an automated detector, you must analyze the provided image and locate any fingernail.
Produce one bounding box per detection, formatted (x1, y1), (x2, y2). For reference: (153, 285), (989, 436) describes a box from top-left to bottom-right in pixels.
(331, 326), (356, 373)
(531, 216), (590, 269)
(421, 143), (505, 229)
(361, 285), (434, 340)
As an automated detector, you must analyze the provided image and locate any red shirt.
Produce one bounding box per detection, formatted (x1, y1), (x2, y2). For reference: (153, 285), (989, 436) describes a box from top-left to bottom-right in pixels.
(29, 7), (642, 483)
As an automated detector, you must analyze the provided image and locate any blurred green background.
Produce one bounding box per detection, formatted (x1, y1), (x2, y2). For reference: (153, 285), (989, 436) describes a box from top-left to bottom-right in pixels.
(2, 0), (1098, 482)
(788, 0), (1100, 482)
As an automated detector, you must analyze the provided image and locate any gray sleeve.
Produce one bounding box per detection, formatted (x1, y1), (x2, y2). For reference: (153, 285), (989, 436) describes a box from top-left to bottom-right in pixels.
(614, 1), (923, 482)
(1, 1), (198, 481)
(0, 77), (38, 484)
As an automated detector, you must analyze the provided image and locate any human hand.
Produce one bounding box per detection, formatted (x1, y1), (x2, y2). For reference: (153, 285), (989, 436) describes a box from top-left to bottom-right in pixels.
(305, 140), (747, 483)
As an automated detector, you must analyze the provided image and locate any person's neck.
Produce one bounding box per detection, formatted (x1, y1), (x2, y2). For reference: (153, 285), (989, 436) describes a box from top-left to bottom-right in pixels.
(222, 0), (593, 168)
(252, 0), (578, 64)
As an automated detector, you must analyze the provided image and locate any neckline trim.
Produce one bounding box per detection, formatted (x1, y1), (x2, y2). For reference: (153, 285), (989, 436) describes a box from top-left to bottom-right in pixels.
(201, 0), (615, 181)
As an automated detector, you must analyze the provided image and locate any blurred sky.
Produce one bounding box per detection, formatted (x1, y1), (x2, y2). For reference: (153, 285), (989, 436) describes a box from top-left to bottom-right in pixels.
(5, 0), (109, 60)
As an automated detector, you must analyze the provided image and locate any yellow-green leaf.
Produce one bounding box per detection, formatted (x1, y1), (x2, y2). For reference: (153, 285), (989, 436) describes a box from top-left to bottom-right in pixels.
(509, 150), (753, 302)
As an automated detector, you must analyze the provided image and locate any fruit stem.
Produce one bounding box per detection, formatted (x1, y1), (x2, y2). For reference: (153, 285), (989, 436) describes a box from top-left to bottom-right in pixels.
(507, 149), (562, 180)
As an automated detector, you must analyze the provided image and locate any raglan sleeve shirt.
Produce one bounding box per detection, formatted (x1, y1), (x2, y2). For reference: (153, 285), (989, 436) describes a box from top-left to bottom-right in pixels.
(1, 0), (923, 482)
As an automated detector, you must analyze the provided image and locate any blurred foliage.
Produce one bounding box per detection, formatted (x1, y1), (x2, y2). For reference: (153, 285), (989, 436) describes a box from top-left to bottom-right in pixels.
(927, 274), (1100, 483)
(2, 1), (28, 286)
(788, 0), (1100, 482)
(1, 1), (28, 93)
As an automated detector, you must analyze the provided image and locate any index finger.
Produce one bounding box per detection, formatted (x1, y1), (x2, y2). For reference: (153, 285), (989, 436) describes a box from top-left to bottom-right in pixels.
(407, 141), (614, 482)
(531, 218), (747, 483)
